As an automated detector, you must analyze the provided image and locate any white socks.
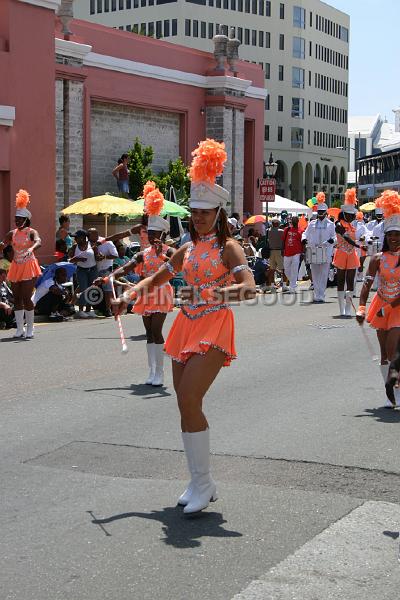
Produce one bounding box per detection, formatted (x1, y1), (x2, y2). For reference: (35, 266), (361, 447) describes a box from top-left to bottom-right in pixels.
(25, 310), (34, 338)
(145, 343), (155, 385)
(14, 309), (25, 337)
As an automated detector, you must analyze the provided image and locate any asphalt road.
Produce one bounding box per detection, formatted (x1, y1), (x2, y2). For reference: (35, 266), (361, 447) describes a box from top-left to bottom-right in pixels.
(2, 284), (400, 599)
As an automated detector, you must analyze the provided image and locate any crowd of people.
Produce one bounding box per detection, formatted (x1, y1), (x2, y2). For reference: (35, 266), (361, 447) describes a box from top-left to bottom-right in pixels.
(2, 136), (400, 516)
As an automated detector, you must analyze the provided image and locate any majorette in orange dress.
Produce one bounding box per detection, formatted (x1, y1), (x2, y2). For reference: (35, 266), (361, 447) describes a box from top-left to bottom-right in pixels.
(7, 227), (41, 283)
(164, 232), (237, 367)
(367, 252), (400, 330)
(333, 220), (360, 270)
(133, 243), (174, 316)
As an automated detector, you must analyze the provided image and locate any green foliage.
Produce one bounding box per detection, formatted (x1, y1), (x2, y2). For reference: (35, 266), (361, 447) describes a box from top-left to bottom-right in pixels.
(331, 199), (342, 208)
(153, 157), (191, 207)
(127, 138), (154, 201)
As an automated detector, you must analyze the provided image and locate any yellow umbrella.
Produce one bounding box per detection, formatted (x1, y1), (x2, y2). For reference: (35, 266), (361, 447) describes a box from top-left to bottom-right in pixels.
(61, 194), (142, 235)
(359, 202), (376, 212)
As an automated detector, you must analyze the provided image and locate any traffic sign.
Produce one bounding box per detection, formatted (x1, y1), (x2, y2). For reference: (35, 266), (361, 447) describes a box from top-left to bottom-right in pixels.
(260, 178), (276, 202)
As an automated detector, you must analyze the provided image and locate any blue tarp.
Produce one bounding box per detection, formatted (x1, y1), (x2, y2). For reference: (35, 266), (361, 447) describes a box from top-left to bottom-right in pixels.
(36, 262), (77, 288)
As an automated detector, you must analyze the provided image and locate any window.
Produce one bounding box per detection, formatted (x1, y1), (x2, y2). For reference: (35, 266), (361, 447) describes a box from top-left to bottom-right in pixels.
(140, 22), (146, 34)
(140, 0), (145, 6)
(119, 0), (124, 7)
(208, 22), (214, 38)
(292, 67), (304, 88)
(265, 0), (270, 16)
(193, 19), (198, 37)
(201, 21), (206, 38)
(237, 26), (242, 42)
(292, 97), (304, 118)
(264, 125), (270, 141)
(279, 2), (284, 18)
(172, 19), (177, 34)
(133, 24), (138, 32)
(185, 19), (191, 36)
(291, 127), (304, 148)
(278, 65), (284, 81)
(148, 0), (153, 5)
(278, 95), (283, 111)
(133, 0), (138, 6)
(164, 20), (170, 36)
(309, 10), (312, 27)
(278, 126), (283, 141)
(156, 20), (162, 37)
(126, 24), (131, 30)
(252, 0), (257, 13)
(258, 0), (263, 15)
(238, 0), (243, 10)
(245, 0), (250, 12)
(245, 28), (250, 44)
(231, 0), (236, 8)
(265, 94), (270, 110)
(293, 6), (305, 28)
(293, 36), (305, 58)
(112, 0), (116, 9)
(265, 32), (270, 48)
(251, 30), (257, 45)
(90, 0), (95, 14)
(97, 0), (103, 13)
(105, 0), (110, 11)
(216, 0), (221, 6)
(264, 62), (270, 79)
(340, 26), (349, 42)
(148, 21), (154, 35)
(259, 31), (264, 46)
(223, 0), (228, 7)
(279, 34), (284, 50)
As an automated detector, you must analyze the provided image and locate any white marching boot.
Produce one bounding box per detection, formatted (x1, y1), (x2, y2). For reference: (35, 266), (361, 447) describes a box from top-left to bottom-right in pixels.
(344, 291), (353, 317)
(151, 344), (164, 386)
(177, 432), (195, 506)
(380, 364), (394, 408)
(13, 309), (25, 338)
(25, 310), (35, 338)
(338, 291), (346, 316)
(145, 343), (156, 385)
(183, 429), (218, 515)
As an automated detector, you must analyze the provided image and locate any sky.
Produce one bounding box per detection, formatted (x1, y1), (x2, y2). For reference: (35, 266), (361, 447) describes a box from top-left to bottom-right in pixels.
(327, 0), (400, 122)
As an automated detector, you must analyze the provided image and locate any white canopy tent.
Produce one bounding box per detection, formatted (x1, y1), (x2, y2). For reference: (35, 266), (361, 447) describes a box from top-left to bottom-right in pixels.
(262, 194), (312, 215)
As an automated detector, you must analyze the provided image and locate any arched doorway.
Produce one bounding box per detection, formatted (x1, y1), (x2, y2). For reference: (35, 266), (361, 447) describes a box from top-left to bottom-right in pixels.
(290, 162), (304, 202)
(331, 166), (338, 185)
(305, 163), (313, 200)
(275, 160), (288, 197)
(339, 167), (346, 186)
(314, 164), (321, 186)
(323, 165), (330, 186)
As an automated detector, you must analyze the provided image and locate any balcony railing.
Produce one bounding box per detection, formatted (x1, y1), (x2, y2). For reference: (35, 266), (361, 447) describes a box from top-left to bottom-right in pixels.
(359, 169), (400, 185)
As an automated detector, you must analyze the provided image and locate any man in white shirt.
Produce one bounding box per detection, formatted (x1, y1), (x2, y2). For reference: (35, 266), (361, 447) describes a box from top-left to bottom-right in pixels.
(88, 228), (118, 317)
(302, 204), (336, 303)
(33, 267), (73, 320)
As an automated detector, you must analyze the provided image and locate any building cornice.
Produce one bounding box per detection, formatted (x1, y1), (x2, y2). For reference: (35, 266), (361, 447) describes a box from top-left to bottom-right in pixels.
(18, 0), (62, 10)
(55, 38), (93, 60)
(0, 105), (16, 127)
(82, 51), (265, 99)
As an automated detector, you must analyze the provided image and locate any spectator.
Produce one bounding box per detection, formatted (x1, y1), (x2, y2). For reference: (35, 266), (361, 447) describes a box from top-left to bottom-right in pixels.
(56, 215), (73, 249)
(179, 222), (191, 246)
(266, 217), (288, 291)
(282, 216), (303, 293)
(112, 153), (129, 196)
(88, 228), (118, 317)
(33, 267), (74, 321)
(54, 238), (68, 261)
(0, 268), (15, 329)
(68, 229), (98, 318)
(0, 245), (14, 272)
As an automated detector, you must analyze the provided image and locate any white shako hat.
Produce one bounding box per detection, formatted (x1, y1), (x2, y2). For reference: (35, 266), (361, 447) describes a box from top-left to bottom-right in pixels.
(15, 189), (32, 220)
(142, 180), (169, 232)
(375, 207), (384, 216)
(188, 139), (229, 210)
(148, 215), (169, 232)
(375, 190), (400, 233)
(317, 203), (328, 212)
(341, 187), (358, 214)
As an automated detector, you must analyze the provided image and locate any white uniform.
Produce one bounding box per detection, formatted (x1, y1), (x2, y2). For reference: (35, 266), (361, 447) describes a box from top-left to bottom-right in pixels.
(302, 217), (336, 302)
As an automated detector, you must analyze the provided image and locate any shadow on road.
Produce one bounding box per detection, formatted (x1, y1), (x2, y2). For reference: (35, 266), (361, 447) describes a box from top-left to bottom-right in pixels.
(84, 384), (172, 398)
(90, 506), (242, 548)
(129, 334), (148, 341)
(354, 407), (400, 423)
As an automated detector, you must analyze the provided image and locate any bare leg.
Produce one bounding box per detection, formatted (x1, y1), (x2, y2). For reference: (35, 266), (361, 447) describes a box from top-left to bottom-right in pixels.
(150, 313), (167, 345)
(20, 279), (36, 311)
(176, 348), (227, 432)
(377, 329), (388, 364)
(385, 328), (400, 362)
(336, 268), (346, 291)
(142, 316), (153, 343)
(345, 269), (356, 292)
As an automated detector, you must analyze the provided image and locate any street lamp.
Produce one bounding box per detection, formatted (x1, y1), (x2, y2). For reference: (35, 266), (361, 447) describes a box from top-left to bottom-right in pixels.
(262, 153), (278, 220)
(264, 152), (278, 178)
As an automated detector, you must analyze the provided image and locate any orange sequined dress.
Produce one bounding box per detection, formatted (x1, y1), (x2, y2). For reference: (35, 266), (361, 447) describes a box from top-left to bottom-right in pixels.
(7, 228), (41, 283)
(164, 233), (237, 367)
(133, 243), (174, 315)
(333, 220), (360, 270)
(367, 252), (400, 330)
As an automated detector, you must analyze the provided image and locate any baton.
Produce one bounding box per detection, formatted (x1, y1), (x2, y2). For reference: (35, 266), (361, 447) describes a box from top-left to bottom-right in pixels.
(110, 276), (128, 354)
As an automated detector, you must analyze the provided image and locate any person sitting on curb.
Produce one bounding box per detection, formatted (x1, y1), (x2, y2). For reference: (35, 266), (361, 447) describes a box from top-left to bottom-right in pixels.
(0, 268), (15, 329)
(33, 267), (74, 321)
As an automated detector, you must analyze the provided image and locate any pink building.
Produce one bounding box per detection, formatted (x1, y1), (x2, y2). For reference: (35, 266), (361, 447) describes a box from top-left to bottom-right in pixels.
(0, 0), (266, 261)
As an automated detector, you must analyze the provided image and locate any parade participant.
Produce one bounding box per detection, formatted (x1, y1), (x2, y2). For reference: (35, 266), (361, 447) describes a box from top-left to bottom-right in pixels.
(366, 206), (384, 234)
(356, 190), (400, 408)
(0, 190), (41, 338)
(333, 188), (361, 317)
(282, 216), (304, 293)
(113, 139), (256, 514)
(68, 229), (98, 318)
(301, 193), (336, 303)
(355, 211), (370, 282)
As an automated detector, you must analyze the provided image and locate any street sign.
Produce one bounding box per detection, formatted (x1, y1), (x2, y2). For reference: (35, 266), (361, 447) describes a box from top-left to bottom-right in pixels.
(260, 178), (276, 202)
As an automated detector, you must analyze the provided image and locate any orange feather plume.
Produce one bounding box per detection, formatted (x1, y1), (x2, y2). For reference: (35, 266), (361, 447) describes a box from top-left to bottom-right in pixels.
(356, 211), (364, 221)
(143, 181), (164, 216)
(142, 180), (156, 198)
(344, 187), (357, 206)
(15, 189), (30, 209)
(375, 190), (400, 218)
(316, 192), (326, 204)
(189, 139), (227, 184)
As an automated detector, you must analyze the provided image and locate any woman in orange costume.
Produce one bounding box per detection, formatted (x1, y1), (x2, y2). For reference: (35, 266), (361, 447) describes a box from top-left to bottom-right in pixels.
(0, 190), (41, 338)
(132, 182), (174, 387)
(333, 188), (361, 317)
(356, 190), (400, 408)
(113, 140), (256, 514)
